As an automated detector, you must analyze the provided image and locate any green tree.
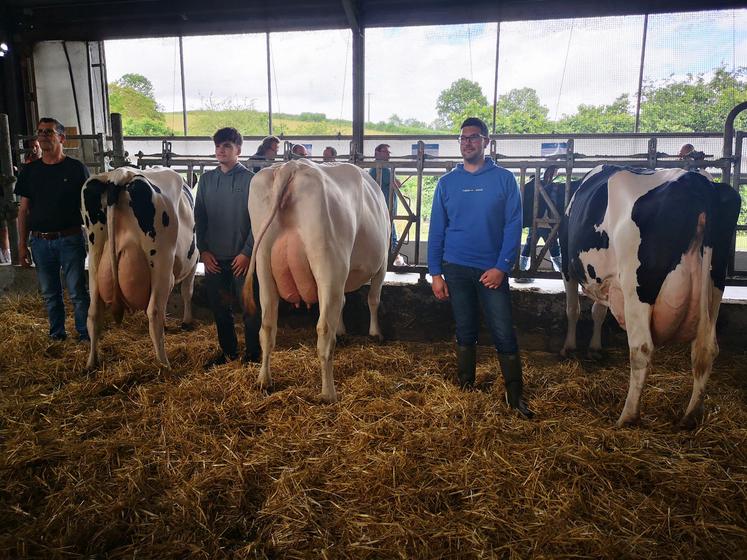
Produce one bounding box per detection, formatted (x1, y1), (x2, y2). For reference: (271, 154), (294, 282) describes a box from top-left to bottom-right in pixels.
(493, 88), (551, 133)
(116, 73), (156, 100)
(108, 73), (174, 136)
(556, 94), (635, 133)
(639, 66), (747, 132)
(436, 79), (489, 130)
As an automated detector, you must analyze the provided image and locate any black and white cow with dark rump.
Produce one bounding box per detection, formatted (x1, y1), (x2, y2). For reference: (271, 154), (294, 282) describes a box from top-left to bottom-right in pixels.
(560, 164), (741, 428)
(81, 167), (199, 369)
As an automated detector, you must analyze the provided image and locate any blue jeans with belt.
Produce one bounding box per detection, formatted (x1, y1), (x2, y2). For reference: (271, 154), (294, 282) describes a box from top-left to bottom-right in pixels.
(442, 262), (518, 353)
(29, 232), (90, 339)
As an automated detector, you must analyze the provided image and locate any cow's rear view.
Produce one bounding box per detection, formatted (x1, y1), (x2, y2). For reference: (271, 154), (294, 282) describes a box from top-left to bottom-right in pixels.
(243, 159), (390, 402)
(82, 167), (199, 369)
(560, 165), (741, 428)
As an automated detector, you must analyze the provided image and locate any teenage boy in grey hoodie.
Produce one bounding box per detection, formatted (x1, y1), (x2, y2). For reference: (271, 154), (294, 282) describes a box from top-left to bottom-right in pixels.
(195, 127), (261, 368)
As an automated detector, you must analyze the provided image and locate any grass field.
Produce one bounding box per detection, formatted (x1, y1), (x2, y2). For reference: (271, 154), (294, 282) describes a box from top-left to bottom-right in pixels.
(163, 110), (439, 137)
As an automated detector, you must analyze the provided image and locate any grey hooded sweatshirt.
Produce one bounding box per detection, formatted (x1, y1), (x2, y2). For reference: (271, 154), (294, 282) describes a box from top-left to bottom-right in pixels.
(194, 162), (255, 260)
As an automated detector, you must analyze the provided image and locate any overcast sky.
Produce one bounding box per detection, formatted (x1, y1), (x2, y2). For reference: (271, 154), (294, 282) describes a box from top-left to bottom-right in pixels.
(105, 8), (747, 125)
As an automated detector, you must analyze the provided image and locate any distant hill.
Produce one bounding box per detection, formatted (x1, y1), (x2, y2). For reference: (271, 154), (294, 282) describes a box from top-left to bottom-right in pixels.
(162, 109), (446, 136)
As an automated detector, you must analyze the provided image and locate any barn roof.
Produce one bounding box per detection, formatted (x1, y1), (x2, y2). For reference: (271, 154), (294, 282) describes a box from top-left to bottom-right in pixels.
(3, 0), (746, 42)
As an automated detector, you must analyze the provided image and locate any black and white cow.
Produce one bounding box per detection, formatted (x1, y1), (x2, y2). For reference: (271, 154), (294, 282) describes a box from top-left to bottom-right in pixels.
(560, 164), (741, 428)
(82, 167), (199, 369)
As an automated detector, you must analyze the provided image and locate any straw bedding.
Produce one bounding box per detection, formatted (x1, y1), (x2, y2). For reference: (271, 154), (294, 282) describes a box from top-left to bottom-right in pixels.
(1, 294), (746, 559)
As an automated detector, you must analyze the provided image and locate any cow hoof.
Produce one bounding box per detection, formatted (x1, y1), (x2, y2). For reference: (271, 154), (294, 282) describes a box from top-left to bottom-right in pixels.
(258, 382), (274, 395)
(368, 334), (385, 345)
(336, 334), (350, 347)
(678, 408), (703, 431)
(615, 415), (641, 428)
(180, 322), (195, 331)
(559, 348), (577, 360)
(257, 374), (274, 394)
(320, 393), (338, 404)
(587, 348), (605, 361)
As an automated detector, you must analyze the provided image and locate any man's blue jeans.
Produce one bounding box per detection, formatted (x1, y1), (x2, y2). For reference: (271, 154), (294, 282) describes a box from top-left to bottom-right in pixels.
(442, 262), (518, 353)
(29, 232), (90, 339)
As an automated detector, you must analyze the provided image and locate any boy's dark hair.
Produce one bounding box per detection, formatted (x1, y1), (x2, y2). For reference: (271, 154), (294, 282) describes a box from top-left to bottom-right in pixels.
(38, 117), (65, 135)
(460, 117), (489, 137)
(213, 127), (243, 146)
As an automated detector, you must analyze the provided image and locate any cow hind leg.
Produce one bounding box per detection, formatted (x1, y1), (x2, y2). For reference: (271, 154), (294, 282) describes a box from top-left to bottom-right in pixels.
(257, 261), (279, 393)
(86, 241), (106, 369)
(617, 301), (654, 427)
(180, 262), (197, 330)
(367, 262), (386, 343)
(86, 293), (104, 370)
(336, 295), (347, 337)
(146, 273), (172, 369)
(317, 287), (345, 404)
(561, 277), (580, 358)
(680, 287), (722, 430)
(588, 301), (608, 360)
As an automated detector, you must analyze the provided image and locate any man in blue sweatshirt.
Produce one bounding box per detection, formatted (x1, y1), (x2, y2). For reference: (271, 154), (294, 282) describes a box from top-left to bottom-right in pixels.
(195, 127), (261, 368)
(428, 117), (532, 418)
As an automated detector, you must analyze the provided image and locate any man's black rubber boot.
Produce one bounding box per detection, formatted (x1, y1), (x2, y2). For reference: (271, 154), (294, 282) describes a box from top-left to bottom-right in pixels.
(498, 353), (534, 419)
(456, 345), (476, 389)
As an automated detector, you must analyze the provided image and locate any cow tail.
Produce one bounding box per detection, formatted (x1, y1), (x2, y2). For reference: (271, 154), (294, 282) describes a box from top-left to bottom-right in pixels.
(696, 236), (713, 336)
(107, 186), (124, 323)
(242, 163), (296, 315)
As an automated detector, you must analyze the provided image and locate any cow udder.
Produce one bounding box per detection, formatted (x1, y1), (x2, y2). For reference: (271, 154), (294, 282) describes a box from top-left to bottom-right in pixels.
(98, 241), (151, 312)
(271, 230), (318, 307)
(650, 248), (702, 345)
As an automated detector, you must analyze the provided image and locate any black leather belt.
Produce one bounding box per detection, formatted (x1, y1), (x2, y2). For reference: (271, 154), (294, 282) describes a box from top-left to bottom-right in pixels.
(31, 226), (82, 240)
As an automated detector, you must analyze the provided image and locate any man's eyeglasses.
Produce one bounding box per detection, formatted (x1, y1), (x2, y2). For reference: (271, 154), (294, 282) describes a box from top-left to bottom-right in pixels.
(35, 129), (59, 137)
(458, 134), (486, 144)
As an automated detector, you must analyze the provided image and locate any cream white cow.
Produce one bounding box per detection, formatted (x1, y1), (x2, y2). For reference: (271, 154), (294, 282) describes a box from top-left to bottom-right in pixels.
(560, 165), (741, 428)
(82, 167), (199, 369)
(243, 159), (390, 402)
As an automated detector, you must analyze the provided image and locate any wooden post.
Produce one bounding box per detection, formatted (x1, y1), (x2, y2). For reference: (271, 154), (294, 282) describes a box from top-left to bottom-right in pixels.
(0, 113), (20, 264)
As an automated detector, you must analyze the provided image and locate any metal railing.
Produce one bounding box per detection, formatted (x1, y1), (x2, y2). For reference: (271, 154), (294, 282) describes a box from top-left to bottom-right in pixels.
(133, 135), (745, 284)
(3, 111), (744, 282)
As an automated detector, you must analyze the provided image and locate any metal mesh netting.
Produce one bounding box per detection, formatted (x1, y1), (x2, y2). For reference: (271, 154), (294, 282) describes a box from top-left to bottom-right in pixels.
(364, 9), (746, 136)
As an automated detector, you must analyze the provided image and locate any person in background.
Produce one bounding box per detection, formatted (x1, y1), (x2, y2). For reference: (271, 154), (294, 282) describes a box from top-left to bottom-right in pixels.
(678, 143), (695, 159)
(291, 144), (309, 158)
(428, 117), (532, 418)
(516, 165), (562, 282)
(0, 139), (39, 264)
(323, 146), (337, 162)
(195, 127), (261, 368)
(23, 138), (42, 164)
(369, 143), (405, 266)
(249, 135), (280, 173)
(14, 118), (90, 341)
(678, 143), (706, 161)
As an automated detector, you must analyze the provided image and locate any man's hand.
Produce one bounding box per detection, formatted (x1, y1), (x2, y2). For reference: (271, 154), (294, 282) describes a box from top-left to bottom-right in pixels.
(201, 250), (220, 274)
(431, 274), (449, 301)
(231, 253), (250, 277)
(480, 268), (505, 289)
(19, 244), (32, 268)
